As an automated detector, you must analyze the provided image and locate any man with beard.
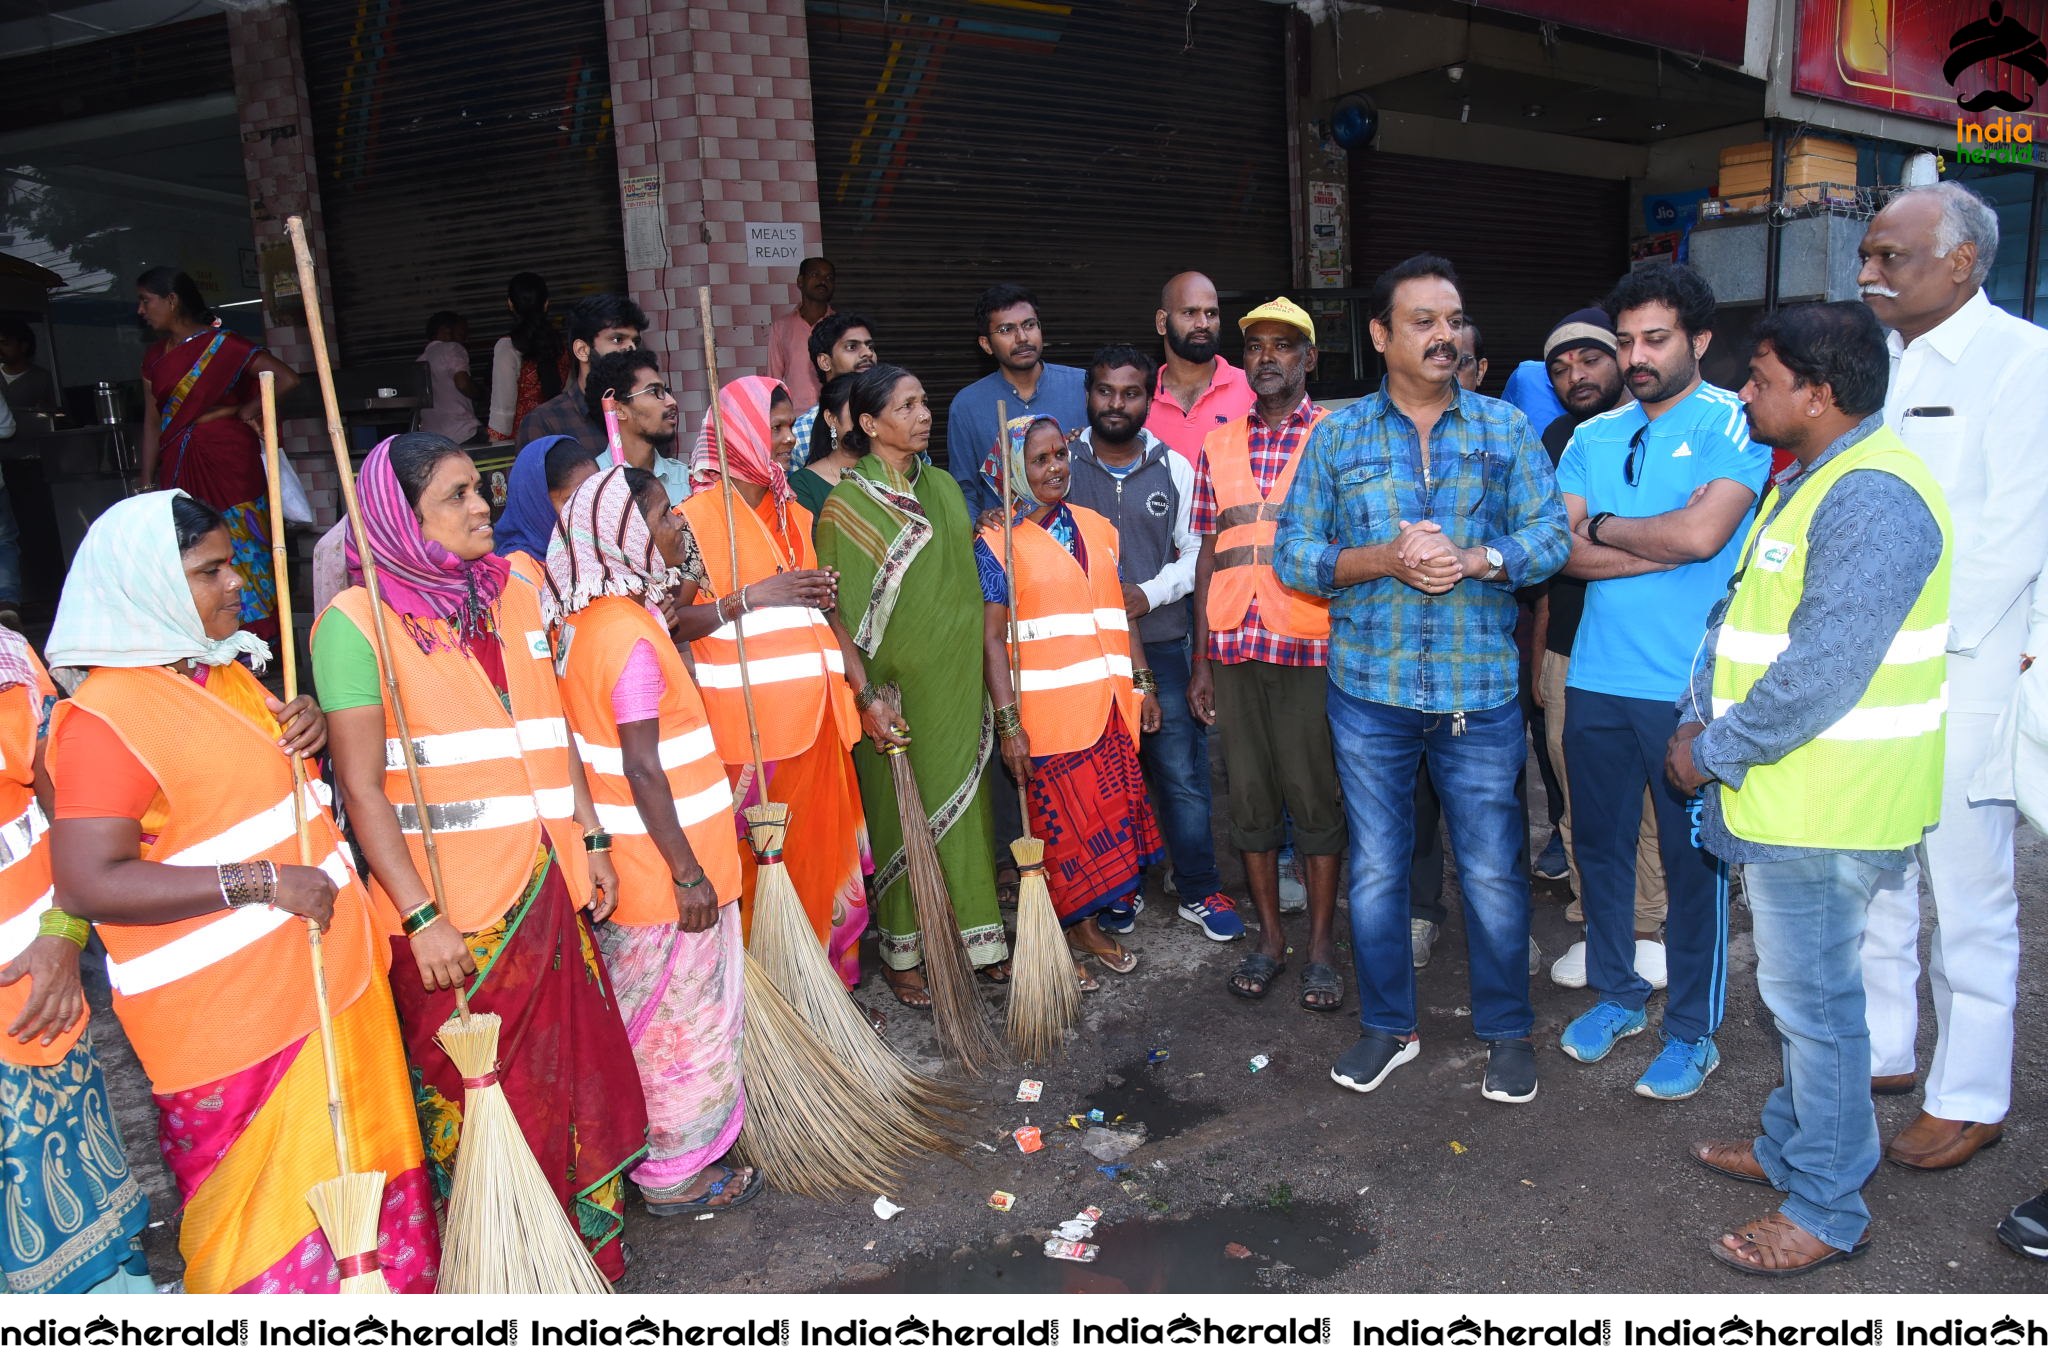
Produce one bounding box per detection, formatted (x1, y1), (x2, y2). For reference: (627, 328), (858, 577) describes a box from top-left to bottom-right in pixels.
(1554, 264), (1771, 1101)
(1147, 272), (1253, 461)
(1275, 255), (1567, 1103)
(584, 348), (691, 502)
(1854, 182), (2048, 1171)
(790, 312), (878, 464)
(1192, 299), (1345, 1011)
(1675, 300), (1949, 1276)
(1066, 344), (1243, 943)
(1532, 308), (1670, 992)
(947, 283), (1088, 517)
(767, 256), (836, 413)
(515, 294), (650, 453)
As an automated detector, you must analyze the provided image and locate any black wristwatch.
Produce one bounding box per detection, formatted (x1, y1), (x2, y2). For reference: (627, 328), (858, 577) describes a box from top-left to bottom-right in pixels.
(1586, 511), (1615, 546)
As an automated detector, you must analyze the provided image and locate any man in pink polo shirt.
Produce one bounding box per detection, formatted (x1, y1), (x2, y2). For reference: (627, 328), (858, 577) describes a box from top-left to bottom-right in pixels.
(766, 256), (836, 412)
(1147, 271), (1254, 460)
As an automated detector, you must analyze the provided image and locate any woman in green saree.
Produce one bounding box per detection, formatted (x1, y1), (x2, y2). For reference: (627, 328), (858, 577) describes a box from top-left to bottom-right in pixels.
(813, 364), (1008, 1009)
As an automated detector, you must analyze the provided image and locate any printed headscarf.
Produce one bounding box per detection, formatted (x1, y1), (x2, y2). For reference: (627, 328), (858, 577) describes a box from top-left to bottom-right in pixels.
(541, 465), (681, 627)
(494, 434), (578, 563)
(689, 375), (794, 516)
(45, 490), (273, 671)
(345, 436), (508, 654)
(979, 412), (1061, 522)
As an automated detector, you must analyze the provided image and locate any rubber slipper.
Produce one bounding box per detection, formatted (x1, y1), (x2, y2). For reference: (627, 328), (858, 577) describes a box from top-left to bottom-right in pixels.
(1094, 947), (1138, 975)
(1227, 951), (1284, 1001)
(1299, 960), (1344, 1013)
(644, 1162), (765, 1217)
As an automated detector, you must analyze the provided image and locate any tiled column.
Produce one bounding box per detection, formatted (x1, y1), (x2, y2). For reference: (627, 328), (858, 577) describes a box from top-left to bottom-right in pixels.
(225, 0), (340, 527)
(604, 0), (823, 416)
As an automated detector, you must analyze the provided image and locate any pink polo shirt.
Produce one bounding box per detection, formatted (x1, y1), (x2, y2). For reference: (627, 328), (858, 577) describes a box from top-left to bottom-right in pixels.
(767, 307), (831, 412)
(1144, 356), (1254, 462)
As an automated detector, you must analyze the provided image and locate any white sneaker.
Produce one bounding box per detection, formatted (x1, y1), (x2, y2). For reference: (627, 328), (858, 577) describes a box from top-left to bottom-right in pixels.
(1410, 917), (1439, 969)
(1549, 939), (1588, 989)
(1635, 938), (1669, 990)
(1527, 936), (1543, 976)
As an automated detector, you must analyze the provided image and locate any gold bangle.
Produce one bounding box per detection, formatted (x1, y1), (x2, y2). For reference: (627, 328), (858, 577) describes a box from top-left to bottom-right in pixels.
(39, 908), (89, 949)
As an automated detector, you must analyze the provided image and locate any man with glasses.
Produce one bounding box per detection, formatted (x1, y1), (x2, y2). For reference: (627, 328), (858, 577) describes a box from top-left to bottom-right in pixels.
(1553, 263), (1771, 1101)
(583, 348), (691, 502)
(947, 283), (1088, 517)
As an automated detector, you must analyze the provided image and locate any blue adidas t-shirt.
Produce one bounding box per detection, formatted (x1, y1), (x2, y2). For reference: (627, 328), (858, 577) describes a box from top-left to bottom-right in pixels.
(1557, 382), (1771, 701)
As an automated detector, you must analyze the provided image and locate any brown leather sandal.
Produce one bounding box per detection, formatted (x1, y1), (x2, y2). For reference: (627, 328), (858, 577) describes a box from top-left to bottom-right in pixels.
(1690, 1139), (1772, 1186)
(1709, 1212), (1870, 1278)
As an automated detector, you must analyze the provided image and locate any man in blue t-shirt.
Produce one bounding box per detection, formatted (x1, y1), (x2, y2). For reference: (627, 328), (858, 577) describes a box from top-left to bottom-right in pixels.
(1553, 264), (1771, 1101)
(946, 283), (1089, 517)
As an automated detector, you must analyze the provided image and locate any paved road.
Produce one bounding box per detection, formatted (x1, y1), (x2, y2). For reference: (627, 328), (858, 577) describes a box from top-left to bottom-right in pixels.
(101, 790), (2046, 1295)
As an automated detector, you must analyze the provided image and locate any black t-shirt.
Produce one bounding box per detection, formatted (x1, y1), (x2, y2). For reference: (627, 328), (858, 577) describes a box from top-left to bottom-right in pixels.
(1540, 412), (1588, 656)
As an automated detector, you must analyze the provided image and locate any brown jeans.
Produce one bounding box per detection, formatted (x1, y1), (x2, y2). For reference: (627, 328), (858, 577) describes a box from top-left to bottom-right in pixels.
(1536, 649), (1666, 932)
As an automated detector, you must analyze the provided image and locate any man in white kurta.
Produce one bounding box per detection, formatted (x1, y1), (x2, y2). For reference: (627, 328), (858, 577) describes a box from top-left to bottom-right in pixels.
(1855, 183), (2048, 1170)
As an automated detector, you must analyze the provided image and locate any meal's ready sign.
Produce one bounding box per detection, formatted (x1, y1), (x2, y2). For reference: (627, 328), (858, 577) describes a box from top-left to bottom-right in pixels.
(745, 222), (804, 265)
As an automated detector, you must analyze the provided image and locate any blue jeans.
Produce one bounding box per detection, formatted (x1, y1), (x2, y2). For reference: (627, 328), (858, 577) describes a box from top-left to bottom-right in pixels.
(1744, 852), (1883, 1250)
(0, 483), (19, 604)
(1327, 688), (1534, 1041)
(1563, 688), (1727, 1042)
(1137, 635), (1219, 902)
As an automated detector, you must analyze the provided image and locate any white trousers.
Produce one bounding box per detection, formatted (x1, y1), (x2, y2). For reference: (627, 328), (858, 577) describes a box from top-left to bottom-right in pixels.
(1861, 710), (2021, 1123)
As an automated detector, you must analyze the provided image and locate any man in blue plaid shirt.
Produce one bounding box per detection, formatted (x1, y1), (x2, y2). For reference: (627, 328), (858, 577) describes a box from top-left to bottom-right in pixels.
(1275, 254), (1568, 1105)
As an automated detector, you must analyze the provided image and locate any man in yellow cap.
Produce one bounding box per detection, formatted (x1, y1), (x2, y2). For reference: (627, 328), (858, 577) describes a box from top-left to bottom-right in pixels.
(1190, 297), (1346, 1013)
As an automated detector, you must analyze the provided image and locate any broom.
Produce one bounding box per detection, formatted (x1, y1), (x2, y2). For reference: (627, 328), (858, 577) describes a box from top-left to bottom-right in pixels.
(286, 217), (609, 1293)
(695, 287), (968, 1133)
(991, 401), (1081, 1062)
(262, 372), (392, 1294)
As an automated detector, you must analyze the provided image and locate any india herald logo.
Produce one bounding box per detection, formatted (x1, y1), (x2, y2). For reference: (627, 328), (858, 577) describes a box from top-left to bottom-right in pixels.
(1948, 3), (2048, 112)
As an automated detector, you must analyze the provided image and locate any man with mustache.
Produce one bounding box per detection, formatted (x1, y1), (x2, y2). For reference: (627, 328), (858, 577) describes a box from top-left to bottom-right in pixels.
(1067, 344), (1242, 943)
(789, 311), (879, 465)
(1854, 182), (2048, 1171)
(1191, 299), (1345, 1011)
(947, 283), (1088, 518)
(584, 347), (691, 502)
(1147, 271), (1254, 461)
(1531, 307), (1671, 992)
(1274, 256), (1568, 1103)
(1553, 264), (1771, 1101)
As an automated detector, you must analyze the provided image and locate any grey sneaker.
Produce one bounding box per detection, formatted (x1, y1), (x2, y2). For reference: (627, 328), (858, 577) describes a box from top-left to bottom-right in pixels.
(1278, 851), (1307, 912)
(1481, 1038), (1538, 1104)
(1411, 917), (1439, 969)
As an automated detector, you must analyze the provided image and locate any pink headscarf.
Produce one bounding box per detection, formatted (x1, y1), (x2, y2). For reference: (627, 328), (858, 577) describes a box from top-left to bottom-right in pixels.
(689, 375), (794, 515)
(345, 436), (509, 653)
(541, 465), (681, 627)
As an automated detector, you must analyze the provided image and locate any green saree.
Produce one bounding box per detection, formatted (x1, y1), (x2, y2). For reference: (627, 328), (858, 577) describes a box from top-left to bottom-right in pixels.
(814, 455), (1006, 970)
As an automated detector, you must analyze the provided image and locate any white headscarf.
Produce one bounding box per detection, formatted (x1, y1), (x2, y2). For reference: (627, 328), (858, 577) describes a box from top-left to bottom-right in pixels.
(45, 491), (274, 672)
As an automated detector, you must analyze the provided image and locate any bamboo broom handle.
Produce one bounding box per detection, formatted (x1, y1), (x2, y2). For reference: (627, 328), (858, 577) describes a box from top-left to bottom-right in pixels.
(285, 216), (466, 1022)
(261, 372), (354, 1175)
(995, 401), (1031, 840)
(696, 286), (768, 782)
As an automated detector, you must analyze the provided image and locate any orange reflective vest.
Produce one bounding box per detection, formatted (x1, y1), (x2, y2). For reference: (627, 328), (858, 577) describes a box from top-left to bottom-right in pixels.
(56, 665), (378, 1093)
(980, 504), (1139, 757)
(677, 487), (859, 763)
(1204, 415), (1330, 641)
(0, 659), (75, 1068)
(557, 596), (741, 920)
(318, 581), (590, 935)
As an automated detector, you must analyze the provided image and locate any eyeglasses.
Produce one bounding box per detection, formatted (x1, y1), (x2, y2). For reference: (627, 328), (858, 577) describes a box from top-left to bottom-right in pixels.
(623, 382), (673, 403)
(1625, 424), (1648, 487)
(989, 319), (1041, 338)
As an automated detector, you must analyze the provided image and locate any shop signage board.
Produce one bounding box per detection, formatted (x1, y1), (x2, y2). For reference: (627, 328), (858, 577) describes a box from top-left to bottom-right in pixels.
(744, 221), (806, 266)
(1482, 1), (1748, 64)
(1794, 0), (2048, 147)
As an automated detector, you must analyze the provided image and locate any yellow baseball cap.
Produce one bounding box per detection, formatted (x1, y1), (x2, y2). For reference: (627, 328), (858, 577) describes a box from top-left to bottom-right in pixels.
(1238, 296), (1315, 345)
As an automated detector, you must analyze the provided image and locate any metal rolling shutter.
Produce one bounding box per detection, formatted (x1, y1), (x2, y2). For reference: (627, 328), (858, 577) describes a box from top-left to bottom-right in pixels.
(1348, 150), (1628, 393)
(299, 0), (621, 367)
(805, 0), (1292, 453)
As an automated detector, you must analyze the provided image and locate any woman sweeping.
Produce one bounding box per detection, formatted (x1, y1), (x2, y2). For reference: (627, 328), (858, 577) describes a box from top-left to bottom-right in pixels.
(813, 364), (1008, 1008)
(978, 415), (1159, 987)
(313, 433), (645, 1283)
(45, 492), (436, 1294)
(494, 434), (601, 586)
(544, 465), (760, 1215)
(0, 627), (153, 1295)
(135, 267), (297, 644)
(668, 376), (870, 991)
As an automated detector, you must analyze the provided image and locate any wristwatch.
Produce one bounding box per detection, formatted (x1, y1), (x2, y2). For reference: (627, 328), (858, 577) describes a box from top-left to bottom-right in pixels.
(1586, 511), (1615, 546)
(1482, 545), (1504, 580)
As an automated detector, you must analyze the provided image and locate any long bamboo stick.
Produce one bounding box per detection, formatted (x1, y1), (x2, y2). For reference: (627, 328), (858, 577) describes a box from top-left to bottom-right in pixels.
(695, 285), (768, 781)
(995, 399), (1029, 839)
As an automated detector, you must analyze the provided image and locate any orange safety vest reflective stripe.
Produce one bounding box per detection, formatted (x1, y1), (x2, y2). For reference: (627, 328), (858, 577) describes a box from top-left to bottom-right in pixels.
(56, 665), (379, 1094)
(1204, 415), (1330, 641)
(677, 487), (860, 762)
(319, 580), (590, 935)
(979, 504), (1139, 757)
(557, 596), (741, 920)
(0, 658), (75, 1068)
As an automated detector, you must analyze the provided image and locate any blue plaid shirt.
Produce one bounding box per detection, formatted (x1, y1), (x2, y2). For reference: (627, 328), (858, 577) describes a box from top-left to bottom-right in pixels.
(1274, 383), (1568, 713)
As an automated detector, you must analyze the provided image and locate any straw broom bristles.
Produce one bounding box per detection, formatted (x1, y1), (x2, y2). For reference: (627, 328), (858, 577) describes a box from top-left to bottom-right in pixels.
(261, 369), (393, 1294)
(742, 801), (972, 1133)
(731, 954), (942, 1197)
(433, 1012), (612, 1293)
(879, 700), (1006, 1076)
(1005, 837), (1079, 1061)
(287, 214), (603, 1294)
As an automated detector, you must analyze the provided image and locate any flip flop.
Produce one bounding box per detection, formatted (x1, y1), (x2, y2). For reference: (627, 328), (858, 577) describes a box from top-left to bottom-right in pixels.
(881, 968), (933, 1012)
(1093, 946), (1138, 975)
(1227, 951), (1285, 1001)
(644, 1162), (765, 1217)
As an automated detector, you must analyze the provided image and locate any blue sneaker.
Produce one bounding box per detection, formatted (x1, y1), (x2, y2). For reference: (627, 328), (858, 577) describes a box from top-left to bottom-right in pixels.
(1097, 901), (1138, 935)
(1534, 831), (1569, 881)
(1634, 1034), (1720, 1100)
(1177, 892), (1246, 942)
(1559, 1000), (1648, 1063)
